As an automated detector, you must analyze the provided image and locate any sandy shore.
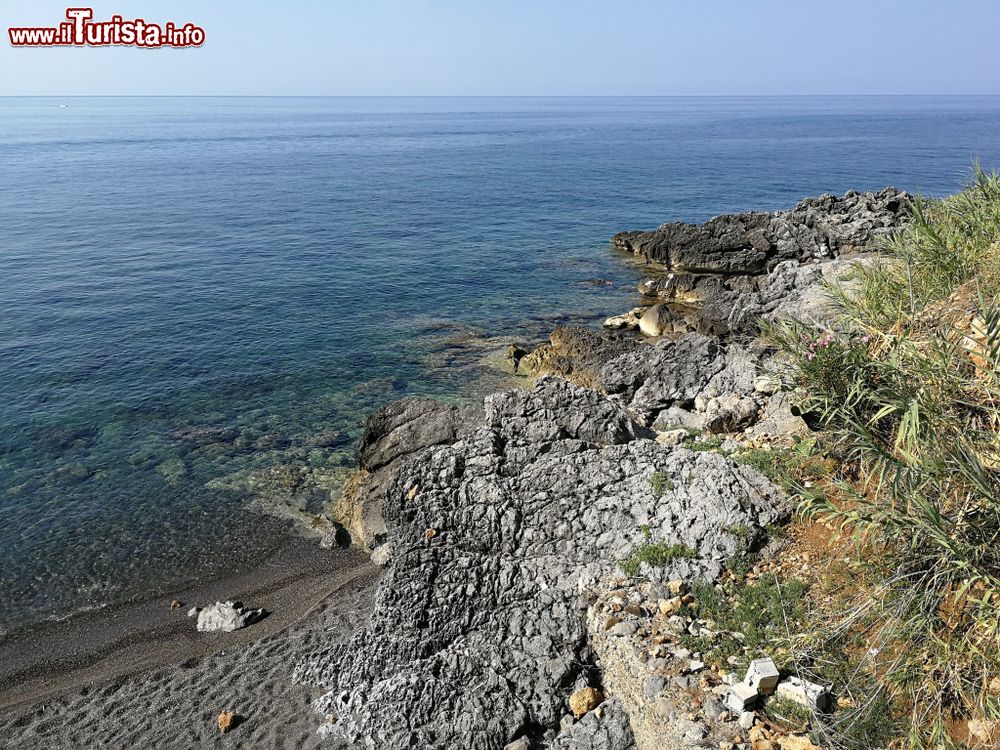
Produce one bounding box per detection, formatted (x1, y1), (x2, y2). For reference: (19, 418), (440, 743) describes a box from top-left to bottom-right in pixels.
(0, 535), (379, 749)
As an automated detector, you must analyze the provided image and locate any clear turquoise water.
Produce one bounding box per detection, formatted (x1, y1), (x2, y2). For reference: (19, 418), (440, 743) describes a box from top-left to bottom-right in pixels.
(2, 96), (1000, 631)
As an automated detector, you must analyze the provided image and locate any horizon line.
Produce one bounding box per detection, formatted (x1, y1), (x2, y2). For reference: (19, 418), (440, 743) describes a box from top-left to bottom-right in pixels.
(2, 93), (1000, 98)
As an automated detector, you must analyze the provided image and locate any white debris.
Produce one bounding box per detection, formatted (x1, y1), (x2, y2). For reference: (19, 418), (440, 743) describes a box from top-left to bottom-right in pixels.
(745, 656), (780, 695)
(775, 676), (832, 711)
(195, 600), (264, 633)
(724, 682), (759, 714)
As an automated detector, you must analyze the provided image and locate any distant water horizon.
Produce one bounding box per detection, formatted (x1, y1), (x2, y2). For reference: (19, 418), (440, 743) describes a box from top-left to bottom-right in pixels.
(2, 95), (999, 633)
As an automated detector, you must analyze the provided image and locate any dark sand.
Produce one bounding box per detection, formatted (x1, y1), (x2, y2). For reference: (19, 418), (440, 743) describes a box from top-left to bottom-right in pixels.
(0, 536), (379, 749)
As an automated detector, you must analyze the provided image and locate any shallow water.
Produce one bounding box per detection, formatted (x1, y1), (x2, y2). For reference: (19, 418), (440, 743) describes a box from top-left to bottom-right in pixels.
(2, 95), (1000, 631)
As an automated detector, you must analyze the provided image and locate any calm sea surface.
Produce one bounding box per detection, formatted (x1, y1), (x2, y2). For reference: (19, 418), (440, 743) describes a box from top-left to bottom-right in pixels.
(2, 96), (999, 631)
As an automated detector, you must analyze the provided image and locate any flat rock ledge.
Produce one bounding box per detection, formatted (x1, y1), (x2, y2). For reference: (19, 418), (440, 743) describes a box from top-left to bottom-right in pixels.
(294, 378), (787, 749)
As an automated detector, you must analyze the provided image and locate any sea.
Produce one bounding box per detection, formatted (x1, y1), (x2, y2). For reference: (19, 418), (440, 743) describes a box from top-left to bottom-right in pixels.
(2, 95), (999, 633)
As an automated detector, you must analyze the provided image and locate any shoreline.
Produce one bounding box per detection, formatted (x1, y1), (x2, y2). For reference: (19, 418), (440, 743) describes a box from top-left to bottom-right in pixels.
(0, 533), (379, 713)
(1, 187), (914, 749)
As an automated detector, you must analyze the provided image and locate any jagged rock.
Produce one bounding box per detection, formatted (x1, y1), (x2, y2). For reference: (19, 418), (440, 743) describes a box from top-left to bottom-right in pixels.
(519, 325), (642, 388)
(611, 190), (909, 337)
(195, 601), (264, 633)
(551, 697), (636, 750)
(601, 333), (726, 422)
(612, 188), (911, 273)
(744, 392), (810, 442)
(296, 378), (788, 749)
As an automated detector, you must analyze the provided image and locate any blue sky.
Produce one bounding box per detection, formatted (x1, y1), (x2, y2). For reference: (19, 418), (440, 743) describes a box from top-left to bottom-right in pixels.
(2, 0), (999, 96)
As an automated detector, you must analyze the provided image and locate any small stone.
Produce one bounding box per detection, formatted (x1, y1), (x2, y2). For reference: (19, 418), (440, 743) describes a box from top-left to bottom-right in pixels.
(504, 738), (530, 750)
(671, 675), (690, 689)
(196, 601), (264, 633)
(624, 604), (645, 617)
(703, 698), (726, 720)
(424, 528), (437, 539)
(667, 579), (687, 596)
(569, 687), (603, 718)
(187, 606), (199, 618)
(218, 710), (237, 734)
(644, 676), (666, 698)
(170, 599), (182, 610)
(610, 621), (639, 637)
(654, 697), (677, 719)
(684, 723), (708, 741)
(559, 714), (575, 731)
(687, 660), (705, 673)
(739, 711), (756, 731)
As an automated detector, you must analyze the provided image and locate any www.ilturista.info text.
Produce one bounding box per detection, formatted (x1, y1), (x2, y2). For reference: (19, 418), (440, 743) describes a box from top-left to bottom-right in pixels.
(8, 8), (205, 48)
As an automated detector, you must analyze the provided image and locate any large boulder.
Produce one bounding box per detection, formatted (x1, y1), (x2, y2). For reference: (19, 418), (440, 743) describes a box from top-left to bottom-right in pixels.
(296, 378), (788, 749)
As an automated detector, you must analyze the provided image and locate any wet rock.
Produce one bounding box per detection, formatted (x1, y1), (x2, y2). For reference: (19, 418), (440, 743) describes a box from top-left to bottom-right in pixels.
(252, 432), (290, 451)
(357, 398), (477, 473)
(155, 458), (187, 483)
(307, 430), (344, 448)
(168, 425), (239, 446)
(46, 463), (93, 484)
(195, 601), (265, 633)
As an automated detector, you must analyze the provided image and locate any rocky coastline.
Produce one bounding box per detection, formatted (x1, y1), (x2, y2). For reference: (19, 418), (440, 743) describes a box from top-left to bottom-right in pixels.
(298, 188), (913, 749)
(0, 188), (913, 750)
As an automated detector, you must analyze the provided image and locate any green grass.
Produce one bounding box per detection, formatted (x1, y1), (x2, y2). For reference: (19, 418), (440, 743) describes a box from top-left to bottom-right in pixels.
(619, 542), (696, 577)
(684, 573), (808, 674)
(649, 471), (674, 496)
(688, 435), (724, 452)
(764, 166), (1000, 749)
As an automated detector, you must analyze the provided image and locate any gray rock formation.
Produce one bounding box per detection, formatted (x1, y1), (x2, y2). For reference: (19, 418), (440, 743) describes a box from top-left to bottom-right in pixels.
(611, 188), (910, 336)
(612, 188), (911, 273)
(517, 326), (642, 387)
(295, 378), (787, 749)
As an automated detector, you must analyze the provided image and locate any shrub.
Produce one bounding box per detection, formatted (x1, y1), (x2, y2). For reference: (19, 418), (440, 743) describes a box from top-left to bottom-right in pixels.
(766, 166), (1000, 749)
(619, 542), (696, 577)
